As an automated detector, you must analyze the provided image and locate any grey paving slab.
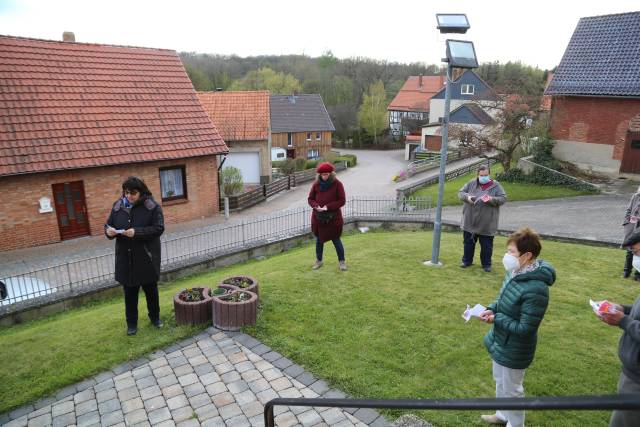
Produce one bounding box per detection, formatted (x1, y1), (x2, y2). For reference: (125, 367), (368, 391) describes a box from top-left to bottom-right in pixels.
(169, 406), (193, 423)
(76, 410), (100, 427)
(354, 408), (380, 424)
(51, 412), (76, 427)
(75, 399), (98, 417)
(147, 406), (171, 424)
(100, 410), (124, 427)
(27, 413), (52, 427)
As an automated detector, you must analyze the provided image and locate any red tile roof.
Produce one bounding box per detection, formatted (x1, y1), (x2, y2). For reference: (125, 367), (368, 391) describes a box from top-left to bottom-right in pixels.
(387, 75), (445, 112)
(197, 91), (270, 141)
(0, 35), (228, 177)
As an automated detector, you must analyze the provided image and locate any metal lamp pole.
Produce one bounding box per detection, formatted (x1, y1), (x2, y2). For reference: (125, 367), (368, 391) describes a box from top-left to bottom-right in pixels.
(425, 63), (452, 266)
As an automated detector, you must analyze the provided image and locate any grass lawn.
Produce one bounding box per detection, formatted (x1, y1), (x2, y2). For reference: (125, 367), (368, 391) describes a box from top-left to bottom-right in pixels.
(0, 230), (633, 426)
(411, 163), (594, 206)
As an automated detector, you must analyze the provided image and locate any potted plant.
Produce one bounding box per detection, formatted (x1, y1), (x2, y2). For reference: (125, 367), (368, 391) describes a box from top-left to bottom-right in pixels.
(219, 275), (259, 298)
(211, 290), (258, 331)
(209, 287), (229, 297)
(173, 287), (212, 326)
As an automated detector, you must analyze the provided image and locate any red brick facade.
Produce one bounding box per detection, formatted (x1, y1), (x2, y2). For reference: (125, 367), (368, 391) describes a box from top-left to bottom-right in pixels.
(550, 97), (640, 161)
(0, 156), (219, 252)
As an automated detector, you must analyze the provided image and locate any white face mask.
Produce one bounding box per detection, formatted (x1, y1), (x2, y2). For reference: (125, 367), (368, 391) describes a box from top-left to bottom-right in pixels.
(502, 253), (520, 272)
(633, 256), (640, 272)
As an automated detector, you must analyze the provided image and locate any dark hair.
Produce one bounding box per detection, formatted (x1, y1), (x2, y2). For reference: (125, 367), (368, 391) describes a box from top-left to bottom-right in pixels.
(122, 176), (152, 197)
(477, 165), (490, 174)
(507, 227), (542, 258)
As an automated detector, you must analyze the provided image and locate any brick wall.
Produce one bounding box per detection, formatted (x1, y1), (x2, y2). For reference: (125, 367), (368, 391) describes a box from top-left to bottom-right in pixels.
(0, 156), (219, 252)
(550, 97), (640, 161)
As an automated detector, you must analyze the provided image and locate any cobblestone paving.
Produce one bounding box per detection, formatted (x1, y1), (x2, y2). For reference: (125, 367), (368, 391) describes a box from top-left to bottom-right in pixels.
(0, 328), (388, 427)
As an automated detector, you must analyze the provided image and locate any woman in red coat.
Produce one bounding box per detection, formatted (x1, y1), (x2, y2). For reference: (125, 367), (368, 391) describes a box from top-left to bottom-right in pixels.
(308, 162), (347, 271)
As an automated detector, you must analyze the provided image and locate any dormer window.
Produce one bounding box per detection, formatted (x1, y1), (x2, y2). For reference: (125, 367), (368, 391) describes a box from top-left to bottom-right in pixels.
(461, 84), (474, 95)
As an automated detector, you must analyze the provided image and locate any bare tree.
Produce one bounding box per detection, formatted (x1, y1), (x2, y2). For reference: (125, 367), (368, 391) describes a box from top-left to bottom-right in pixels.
(449, 95), (538, 172)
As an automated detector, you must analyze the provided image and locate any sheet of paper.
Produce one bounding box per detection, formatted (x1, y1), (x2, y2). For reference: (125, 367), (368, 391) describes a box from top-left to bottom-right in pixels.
(115, 229), (125, 234)
(462, 303), (486, 322)
(590, 299), (617, 315)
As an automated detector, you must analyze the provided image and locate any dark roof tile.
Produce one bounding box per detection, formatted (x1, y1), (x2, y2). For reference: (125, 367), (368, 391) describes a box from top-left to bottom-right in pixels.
(545, 12), (640, 97)
(270, 94), (334, 133)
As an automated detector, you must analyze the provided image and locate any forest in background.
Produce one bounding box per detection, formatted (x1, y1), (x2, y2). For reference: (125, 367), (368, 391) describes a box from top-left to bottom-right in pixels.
(180, 51), (549, 143)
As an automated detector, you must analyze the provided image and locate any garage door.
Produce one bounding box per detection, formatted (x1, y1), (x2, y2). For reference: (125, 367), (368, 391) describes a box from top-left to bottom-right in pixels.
(223, 152), (261, 184)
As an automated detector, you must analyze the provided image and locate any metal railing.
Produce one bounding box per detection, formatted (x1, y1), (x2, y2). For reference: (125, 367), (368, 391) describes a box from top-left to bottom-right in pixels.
(264, 395), (640, 427)
(0, 196), (432, 312)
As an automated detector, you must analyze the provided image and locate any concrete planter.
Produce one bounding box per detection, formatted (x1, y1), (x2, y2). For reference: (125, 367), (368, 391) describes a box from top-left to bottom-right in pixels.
(219, 275), (259, 298)
(212, 290), (257, 331)
(173, 287), (212, 326)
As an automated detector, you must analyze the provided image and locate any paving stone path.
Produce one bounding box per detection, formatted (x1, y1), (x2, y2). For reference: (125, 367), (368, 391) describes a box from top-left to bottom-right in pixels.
(0, 328), (388, 427)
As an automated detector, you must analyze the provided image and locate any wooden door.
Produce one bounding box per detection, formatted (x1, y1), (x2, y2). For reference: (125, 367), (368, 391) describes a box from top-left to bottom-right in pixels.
(52, 181), (91, 240)
(621, 131), (640, 174)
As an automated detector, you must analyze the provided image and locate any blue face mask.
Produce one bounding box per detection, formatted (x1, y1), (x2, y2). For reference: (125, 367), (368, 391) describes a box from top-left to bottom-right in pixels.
(478, 176), (491, 185)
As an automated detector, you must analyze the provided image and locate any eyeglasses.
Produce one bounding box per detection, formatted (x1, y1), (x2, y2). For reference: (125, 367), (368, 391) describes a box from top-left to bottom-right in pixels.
(124, 190), (139, 196)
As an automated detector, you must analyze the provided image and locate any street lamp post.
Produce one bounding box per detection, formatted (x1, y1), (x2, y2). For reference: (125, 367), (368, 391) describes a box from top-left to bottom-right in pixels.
(424, 14), (478, 267)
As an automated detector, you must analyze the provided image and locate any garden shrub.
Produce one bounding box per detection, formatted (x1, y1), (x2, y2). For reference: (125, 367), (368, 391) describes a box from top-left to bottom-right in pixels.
(220, 166), (244, 196)
(334, 154), (357, 167)
(305, 159), (319, 169)
(497, 167), (598, 193)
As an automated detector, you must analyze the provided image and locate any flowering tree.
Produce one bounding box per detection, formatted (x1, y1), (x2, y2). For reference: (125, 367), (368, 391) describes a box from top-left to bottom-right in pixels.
(449, 95), (538, 172)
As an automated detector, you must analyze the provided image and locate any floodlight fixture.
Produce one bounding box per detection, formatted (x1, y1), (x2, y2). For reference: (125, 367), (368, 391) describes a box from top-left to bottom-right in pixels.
(436, 13), (470, 34)
(445, 39), (478, 69)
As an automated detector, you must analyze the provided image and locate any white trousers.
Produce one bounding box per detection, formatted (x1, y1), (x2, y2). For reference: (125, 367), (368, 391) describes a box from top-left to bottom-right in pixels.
(493, 360), (526, 427)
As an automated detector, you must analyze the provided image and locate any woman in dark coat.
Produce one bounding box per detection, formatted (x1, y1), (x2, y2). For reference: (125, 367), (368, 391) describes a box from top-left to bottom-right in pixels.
(105, 177), (165, 335)
(308, 162), (347, 271)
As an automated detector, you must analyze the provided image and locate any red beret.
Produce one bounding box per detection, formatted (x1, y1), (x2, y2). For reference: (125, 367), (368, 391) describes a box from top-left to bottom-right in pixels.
(316, 162), (335, 173)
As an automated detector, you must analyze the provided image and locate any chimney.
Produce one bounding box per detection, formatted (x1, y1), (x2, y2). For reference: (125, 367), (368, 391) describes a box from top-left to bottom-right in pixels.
(62, 31), (75, 42)
(418, 74), (423, 88)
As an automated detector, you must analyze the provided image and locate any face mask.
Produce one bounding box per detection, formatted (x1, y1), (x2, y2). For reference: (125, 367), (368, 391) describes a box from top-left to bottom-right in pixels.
(478, 176), (490, 185)
(502, 253), (520, 272)
(633, 256), (640, 272)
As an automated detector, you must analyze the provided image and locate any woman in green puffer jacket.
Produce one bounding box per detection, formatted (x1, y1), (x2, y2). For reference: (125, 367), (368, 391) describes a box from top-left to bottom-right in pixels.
(478, 228), (556, 427)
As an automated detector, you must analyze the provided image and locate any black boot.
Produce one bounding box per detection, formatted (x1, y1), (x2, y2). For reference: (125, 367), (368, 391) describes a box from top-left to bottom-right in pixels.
(624, 251), (633, 278)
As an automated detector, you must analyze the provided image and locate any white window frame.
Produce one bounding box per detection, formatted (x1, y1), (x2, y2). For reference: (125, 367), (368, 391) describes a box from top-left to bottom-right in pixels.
(307, 149), (319, 159)
(306, 132), (311, 141)
(316, 132), (321, 141)
(159, 166), (187, 201)
(287, 133), (293, 147)
(461, 84), (475, 95)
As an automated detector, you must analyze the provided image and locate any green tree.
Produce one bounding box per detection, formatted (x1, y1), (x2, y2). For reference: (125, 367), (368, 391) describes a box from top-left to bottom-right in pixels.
(229, 67), (301, 94)
(185, 65), (213, 91)
(357, 80), (388, 144)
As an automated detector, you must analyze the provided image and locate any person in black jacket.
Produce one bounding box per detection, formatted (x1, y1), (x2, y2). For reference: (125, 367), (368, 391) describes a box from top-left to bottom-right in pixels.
(105, 177), (165, 336)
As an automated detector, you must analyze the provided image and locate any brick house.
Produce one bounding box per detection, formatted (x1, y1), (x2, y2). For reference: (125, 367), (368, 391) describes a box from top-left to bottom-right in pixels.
(387, 75), (445, 137)
(270, 94), (334, 160)
(197, 91), (271, 184)
(546, 12), (640, 175)
(0, 34), (228, 252)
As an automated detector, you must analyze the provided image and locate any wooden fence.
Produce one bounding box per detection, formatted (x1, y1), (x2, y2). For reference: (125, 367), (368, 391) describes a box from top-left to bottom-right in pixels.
(221, 161), (347, 212)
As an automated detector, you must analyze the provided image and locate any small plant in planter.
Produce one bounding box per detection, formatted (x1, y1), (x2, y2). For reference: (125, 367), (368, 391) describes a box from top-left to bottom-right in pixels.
(219, 275), (259, 297)
(173, 287), (212, 326)
(211, 290), (258, 331)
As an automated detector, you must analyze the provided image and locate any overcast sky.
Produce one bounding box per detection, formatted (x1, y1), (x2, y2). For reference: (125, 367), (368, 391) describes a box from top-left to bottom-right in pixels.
(0, 0), (638, 70)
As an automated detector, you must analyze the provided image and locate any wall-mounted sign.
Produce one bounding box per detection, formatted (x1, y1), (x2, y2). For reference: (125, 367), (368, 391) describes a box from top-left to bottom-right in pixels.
(39, 196), (53, 213)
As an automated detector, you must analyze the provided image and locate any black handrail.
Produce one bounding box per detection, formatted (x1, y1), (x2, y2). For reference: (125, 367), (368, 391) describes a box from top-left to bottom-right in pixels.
(264, 394), (640, 427)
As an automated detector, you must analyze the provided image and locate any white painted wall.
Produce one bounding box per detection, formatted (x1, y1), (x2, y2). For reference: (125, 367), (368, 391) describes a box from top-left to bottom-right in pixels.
(552, 140), (620, 175)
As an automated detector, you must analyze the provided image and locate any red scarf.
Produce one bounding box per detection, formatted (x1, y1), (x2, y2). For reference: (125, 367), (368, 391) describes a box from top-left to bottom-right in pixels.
(480, 179), (494, 191)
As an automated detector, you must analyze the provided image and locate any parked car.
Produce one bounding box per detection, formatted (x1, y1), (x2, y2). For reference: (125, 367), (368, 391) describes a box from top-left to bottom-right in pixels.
(0, 276), (56, 306)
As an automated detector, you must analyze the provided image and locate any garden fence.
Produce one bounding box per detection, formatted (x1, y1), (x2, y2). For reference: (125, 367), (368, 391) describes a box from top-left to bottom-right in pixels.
(0, 196), (432, 313)
(222, 161), (348, 211)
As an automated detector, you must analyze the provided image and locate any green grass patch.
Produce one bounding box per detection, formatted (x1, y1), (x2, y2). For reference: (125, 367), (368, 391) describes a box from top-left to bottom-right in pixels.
(411, 163), (593, 206)
(0, 231), (632, 426)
